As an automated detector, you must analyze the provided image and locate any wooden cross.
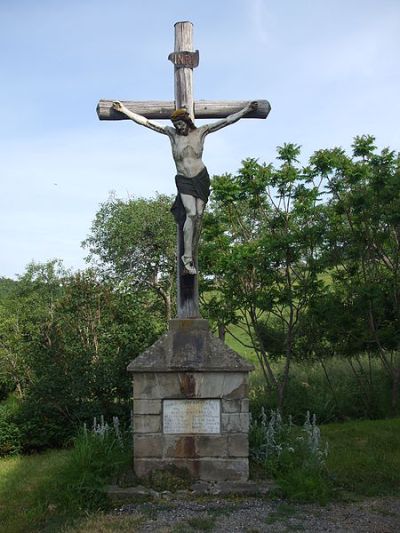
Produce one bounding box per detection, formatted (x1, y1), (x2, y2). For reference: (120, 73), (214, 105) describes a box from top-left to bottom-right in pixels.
(97, 21), (270, 320)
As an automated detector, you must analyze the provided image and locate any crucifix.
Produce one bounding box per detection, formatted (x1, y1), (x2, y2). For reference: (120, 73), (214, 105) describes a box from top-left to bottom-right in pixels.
(97, 21), (270, 320)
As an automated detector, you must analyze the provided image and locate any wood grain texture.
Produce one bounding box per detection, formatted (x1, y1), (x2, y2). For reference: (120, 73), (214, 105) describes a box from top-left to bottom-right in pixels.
(97, 99), (271, 120)
(174, 21), (194, 119)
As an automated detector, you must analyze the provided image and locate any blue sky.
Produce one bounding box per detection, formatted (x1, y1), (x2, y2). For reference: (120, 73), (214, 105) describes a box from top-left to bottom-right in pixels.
(1, 0), (399, 278)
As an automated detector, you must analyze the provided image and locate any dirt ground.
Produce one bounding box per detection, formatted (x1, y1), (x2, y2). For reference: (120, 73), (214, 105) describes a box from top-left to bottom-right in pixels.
(111, 495), (400, 532)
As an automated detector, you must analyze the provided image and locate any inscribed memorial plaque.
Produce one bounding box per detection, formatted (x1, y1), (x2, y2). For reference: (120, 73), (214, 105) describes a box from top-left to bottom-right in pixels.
(163, 399), (220, 434)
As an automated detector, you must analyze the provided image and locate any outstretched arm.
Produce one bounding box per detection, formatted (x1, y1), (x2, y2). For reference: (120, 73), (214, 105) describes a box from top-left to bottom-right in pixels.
(112, 101), (168, 135)
(203, 101), (258, 135)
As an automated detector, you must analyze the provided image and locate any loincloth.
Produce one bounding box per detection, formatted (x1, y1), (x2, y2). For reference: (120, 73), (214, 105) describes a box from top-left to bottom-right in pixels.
(171, 167), (210, 226)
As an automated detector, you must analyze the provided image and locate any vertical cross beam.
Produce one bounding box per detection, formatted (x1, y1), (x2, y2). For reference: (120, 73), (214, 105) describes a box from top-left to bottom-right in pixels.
(171, 21), (200, 319)
(173, 21), (195, 119)
(96, 21), (270, 321)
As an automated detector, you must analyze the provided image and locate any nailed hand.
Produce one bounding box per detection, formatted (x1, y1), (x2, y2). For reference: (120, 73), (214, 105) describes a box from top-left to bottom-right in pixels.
(249, 101), (258, 112)
(112, 101), (124, 112)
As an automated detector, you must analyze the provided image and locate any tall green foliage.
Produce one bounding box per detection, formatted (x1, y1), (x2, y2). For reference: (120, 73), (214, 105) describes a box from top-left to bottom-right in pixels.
(83, 193), (176, 321)
(0, 261), (162, 451)
(200, 149), (326, 410)
(308, 136), (400, 413)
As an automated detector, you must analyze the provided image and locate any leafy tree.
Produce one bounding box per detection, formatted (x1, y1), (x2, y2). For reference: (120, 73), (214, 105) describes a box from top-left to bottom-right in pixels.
(83, 193), (176, 321)
(0, 277), (16, 299)
(0, 260), (67, 400)
(201, 149), (326, 410)
(1, 261), (162, 451)
(19, 269), (161, 450)
(309, 135), (400, 412)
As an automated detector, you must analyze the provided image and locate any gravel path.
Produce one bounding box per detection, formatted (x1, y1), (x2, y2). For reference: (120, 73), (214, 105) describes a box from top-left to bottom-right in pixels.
(113, 496), (400, 532)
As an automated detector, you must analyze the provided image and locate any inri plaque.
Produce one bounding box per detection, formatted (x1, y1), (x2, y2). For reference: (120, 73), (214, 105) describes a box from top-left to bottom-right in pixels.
(163, 399), (220, 434)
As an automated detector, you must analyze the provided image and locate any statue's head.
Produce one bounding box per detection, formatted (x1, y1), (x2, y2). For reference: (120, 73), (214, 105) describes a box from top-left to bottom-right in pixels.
(171, 109), (196, 134)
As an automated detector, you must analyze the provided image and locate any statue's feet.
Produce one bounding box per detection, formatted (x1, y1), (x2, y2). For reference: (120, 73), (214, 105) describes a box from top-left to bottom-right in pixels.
(181, 255), (197, 275)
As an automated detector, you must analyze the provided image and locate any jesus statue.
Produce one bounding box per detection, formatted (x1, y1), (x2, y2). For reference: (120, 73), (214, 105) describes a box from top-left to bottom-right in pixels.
(112, 100), (258, 275)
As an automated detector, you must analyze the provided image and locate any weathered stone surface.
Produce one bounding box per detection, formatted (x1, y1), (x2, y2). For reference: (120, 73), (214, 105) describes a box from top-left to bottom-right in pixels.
(222, 373), (248, 399)
(157, 373), (183, 398)
(240, 398), (249, 412)
(193, 373), (225, 397)
(190, 480), (275, 496)
(177, 373), (197, 398)
(107, 479), (276, 501)
(135, 458), (203, 479)
(222, 399), (241, 413)
(164, 435), (198, 458)
(134, 458), (168, 478)
(221, 413), (250, 433)
(227, 434), (249, 457)
(133, 415), (161, 433)
(134, 458), (248, 481)
(133, 373), (160, 399)
(134, 399), (162, 415)
(195, 435), (228, 456)
(127, 319), (254, 373)
(163, 434), (228, 458)
(199, 458), (249, 481)
(134, 434), (163, 458)
(128, 319), (253, 483)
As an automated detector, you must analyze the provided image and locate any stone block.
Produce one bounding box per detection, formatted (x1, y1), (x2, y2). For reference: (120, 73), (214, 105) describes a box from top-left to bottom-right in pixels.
(195, 435), (228, 457)
(135, 458), (202, 479)
(177, 373), (197, 398)
(199, 459), (249, 481)
(133, 373), (160, 399)
(221, 399), (241, 413)
(222, 373), (248, 399)
(227, 434), (249, 457)
(163, 435), (228, 459)
(164, 435), (198, 459)
(134, 399), (162, 415)
(134, 458), (166, 478)
(221, 413), (249, 433)
(193, 373), (225, 397)
(134, 457), (248, 482)
(134, 434), (163, 458)
(133, 414), (161, 433)
(240, 399), (249, 412)
(157, 373), (183, 398)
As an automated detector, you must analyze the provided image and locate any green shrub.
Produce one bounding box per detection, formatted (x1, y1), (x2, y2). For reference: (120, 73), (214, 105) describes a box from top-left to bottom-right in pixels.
(249, 409), (332, 503)
(0, 417), (132, 532)
(0, 396), (21, 456)
(55, 416), (131, 511)
(250, 356), (393, 423)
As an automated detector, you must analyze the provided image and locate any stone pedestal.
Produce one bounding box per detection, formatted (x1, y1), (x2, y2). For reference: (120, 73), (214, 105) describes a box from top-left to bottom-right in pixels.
(127, 319), (253, 482)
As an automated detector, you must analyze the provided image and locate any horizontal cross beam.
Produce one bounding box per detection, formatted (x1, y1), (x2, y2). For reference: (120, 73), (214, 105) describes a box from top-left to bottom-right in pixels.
(96, 99), (271, 121)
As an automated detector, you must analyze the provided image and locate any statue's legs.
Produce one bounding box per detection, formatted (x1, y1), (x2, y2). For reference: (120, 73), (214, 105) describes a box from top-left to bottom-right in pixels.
(180, 194), (205, 274)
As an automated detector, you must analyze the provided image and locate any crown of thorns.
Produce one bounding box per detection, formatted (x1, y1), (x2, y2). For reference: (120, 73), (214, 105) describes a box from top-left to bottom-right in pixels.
(170, 109), (196, 128)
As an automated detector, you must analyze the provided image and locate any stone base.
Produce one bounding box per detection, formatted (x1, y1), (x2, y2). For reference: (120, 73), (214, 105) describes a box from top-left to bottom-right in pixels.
(134, 457), (249, 482)
(127, 319), (254, 483)
(107, 480), (276, 502)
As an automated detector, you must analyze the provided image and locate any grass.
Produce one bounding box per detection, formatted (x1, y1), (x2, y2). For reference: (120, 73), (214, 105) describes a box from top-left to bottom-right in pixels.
(249, 416), (400, 503)
(225, 325), (258, 364)
(62, 513), (145, 532)
(0, 418), (399, 531)
(0, 449), (71, 533)
(0, 428), (131, 533)
(222, 317), (394, 424)
(322, 418), (400, 497)
(249, 356), (393, 423)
